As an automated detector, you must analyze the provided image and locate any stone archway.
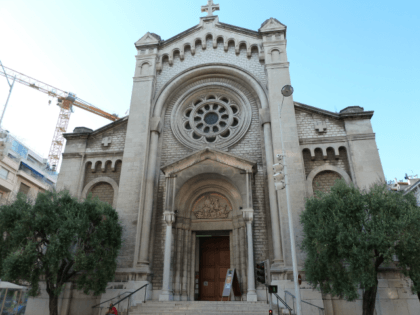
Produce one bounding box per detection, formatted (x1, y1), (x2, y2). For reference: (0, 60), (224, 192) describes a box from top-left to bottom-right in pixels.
(81, 176), (119, 208)
(158, 148), (258, 302)
(306, 165), (351, 196)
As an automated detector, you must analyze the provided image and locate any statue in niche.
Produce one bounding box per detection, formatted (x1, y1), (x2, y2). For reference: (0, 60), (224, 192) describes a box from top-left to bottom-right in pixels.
(193, 194), (231, 219)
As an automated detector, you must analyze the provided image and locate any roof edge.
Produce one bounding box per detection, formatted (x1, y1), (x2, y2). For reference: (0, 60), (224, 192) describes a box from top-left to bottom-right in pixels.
(63, 116), (128, 140)
(294, 102), (374, 120)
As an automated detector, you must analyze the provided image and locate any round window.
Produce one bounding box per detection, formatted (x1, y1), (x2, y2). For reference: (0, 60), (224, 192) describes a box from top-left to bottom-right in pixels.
(182, 95), (241, 144)
(171, 85), (252, 151)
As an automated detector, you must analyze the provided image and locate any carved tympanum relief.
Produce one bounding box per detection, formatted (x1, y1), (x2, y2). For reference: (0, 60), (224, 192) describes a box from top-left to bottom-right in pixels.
(193, 193), (232, 219)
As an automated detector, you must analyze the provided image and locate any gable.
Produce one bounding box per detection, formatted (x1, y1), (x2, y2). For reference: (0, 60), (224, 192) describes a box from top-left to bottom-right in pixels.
(135, 32), (161, 48)
(259, 18), (286, 33)
(155, 17), (265, 73)
(161, 147), (257, 176)
(295, 106), (346, 140)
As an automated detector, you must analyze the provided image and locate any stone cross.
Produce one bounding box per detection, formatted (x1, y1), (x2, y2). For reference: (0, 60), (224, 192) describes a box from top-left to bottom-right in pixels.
(102, 136), (112, 146)
(201, 0), (220, 16)
(314, 121), (327, 133)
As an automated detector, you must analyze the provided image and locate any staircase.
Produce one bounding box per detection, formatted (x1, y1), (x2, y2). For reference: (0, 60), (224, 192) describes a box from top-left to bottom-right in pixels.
(129, 301), (288, 315)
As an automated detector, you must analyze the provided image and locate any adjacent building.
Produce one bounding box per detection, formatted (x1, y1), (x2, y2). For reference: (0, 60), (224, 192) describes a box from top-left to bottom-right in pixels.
(0, 129), (57, 203)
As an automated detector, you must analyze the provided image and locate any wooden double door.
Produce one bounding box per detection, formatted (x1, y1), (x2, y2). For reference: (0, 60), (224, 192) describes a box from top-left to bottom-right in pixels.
(199, 236), (230, 301)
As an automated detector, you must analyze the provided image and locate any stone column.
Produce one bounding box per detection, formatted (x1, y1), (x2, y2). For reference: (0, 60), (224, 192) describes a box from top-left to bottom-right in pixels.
(189, 232), (196, 301)
(138, 128), (161, 267)
(260, 112), (284, 266)
(238, 224), (247, 298)
(243, 171), (258, 301)
(174, 227), (183, 301)
(181, 230), (190, 300)
(159, 175), (177, 301)
(159, 210), (176, 301)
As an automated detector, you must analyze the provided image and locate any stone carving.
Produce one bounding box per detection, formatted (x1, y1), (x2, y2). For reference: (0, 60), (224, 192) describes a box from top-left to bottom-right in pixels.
(193, 194), (231, 219)
(314, 121), (327, 133)
(102, 137), (112, 146)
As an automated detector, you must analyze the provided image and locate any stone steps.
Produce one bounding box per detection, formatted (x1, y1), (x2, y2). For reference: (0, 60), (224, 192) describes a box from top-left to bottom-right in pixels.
(128, 301), (291, 315)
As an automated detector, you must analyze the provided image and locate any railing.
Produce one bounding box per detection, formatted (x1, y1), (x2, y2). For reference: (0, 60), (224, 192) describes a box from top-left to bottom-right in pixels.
(91, 283), (148, 315)
(272, 292), (293, 315)
(285, 290), (325, 315)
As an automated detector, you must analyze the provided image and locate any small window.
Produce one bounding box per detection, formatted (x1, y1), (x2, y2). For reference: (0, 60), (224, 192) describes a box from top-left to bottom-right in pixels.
(0, 192), (3, 200)
(19, 183), (30, 195)
(0, 168), (8, 180)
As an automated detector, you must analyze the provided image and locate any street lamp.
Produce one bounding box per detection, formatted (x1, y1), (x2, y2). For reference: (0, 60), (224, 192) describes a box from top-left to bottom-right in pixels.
(274, 84), (302, 315)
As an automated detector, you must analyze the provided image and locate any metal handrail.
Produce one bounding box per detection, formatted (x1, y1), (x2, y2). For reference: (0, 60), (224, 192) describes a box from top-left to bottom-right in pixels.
(91, 291), (132, 309)
(92, 283), (148, 314)
(285, 290), (325, 315)
(273, 292), (293, 315)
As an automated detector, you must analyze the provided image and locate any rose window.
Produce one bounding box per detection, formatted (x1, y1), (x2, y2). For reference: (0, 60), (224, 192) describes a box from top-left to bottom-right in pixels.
(171, 88), (252, 151)
(183, 95), (240, 143)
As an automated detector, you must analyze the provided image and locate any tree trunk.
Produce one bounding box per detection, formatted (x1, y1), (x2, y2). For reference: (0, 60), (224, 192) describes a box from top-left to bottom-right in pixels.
(362, 281), (378, 315)
(417, 292), (420, 301)
(48, 293), (59, 315)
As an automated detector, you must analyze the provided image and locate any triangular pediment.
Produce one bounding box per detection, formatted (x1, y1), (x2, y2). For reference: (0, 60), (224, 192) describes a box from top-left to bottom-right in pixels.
(135, 32), (161, 47)
(259, 17), (286, 33)
(161, 148), (257, 176)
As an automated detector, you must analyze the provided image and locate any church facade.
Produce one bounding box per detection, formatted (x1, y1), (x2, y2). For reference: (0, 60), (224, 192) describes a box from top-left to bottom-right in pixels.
(32, 1), (418, 314)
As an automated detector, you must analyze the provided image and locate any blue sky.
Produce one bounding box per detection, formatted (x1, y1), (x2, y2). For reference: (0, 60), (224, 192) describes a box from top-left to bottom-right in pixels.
(0, 0), (419, 180)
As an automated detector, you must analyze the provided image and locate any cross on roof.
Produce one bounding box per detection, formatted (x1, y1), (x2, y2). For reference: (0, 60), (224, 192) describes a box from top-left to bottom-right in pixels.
(201, 0), (220, 17)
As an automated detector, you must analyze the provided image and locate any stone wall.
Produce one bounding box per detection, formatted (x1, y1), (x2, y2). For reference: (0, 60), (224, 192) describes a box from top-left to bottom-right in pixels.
(295, 109), (346, 139)
(89, 182), (114, 205)
(85, 121), (127, 154)
(312, 171), (342, 194)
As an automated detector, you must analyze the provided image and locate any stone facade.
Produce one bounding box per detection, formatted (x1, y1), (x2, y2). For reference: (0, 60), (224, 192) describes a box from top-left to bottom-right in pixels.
(26, 2), (420, 315)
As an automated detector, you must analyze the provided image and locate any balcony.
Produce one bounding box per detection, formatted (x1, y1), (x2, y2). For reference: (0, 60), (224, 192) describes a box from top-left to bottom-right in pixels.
(0, 174), (14, 192)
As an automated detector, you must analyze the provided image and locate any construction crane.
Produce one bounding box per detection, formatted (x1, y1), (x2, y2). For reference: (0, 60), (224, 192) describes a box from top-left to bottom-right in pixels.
(0, 61), (118, 169)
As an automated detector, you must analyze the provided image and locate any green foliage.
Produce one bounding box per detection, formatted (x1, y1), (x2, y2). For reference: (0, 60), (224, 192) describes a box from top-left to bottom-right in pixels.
(301, 179), (420, 301)
(0, 190), (122, 298)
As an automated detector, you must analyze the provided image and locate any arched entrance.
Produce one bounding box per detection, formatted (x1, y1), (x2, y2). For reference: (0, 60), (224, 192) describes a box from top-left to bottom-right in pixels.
(158, 148), (258, 302)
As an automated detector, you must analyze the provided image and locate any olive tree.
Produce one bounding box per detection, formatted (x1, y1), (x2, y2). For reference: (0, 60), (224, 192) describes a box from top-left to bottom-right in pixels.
(301, 180), (420, 315)
(0, 190), (122, 315)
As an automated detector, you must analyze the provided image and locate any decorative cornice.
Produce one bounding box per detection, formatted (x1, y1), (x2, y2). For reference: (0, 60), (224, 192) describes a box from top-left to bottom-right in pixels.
(84, 150), (124, 158)
(133, 76), (155, 82)
(299, 133), (376, 145)
(265, 62), (289, 69)
(62, 153), (83, 159)
(346, 133), (376, 141)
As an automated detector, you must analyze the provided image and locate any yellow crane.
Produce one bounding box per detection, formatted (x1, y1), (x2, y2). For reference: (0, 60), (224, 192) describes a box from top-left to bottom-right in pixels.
(0, 61), (118, 169)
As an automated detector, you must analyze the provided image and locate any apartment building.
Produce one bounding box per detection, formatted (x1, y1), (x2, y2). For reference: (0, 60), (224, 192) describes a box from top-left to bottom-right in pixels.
(0, 129), (57, 203)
